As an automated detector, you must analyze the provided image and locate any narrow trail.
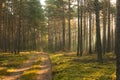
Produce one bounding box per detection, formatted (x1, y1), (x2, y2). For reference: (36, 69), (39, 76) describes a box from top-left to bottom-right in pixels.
(37, 52), (52, 80)
(3, 53), (40, 80)
(2, 52), (52, 80)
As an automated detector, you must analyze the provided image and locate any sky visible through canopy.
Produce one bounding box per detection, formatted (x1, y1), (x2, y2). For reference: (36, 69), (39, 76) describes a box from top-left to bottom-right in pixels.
(111, 0), (116, 4)
(40, 0), (45, 5)
(40, 0), (116, 5)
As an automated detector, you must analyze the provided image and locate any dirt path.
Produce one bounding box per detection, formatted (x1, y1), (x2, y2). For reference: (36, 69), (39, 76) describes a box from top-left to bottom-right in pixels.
(37, 52), (52, 80)
(2, 52), (52, 80)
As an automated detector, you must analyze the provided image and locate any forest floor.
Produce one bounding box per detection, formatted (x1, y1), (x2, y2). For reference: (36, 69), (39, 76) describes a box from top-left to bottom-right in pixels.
(0, 51), (116, 80)
(0, 52), (52, 80)
(50, 52), (116, 80)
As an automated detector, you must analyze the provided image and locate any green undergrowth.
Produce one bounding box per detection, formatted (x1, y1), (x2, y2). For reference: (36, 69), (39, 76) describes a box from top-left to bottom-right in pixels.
(50, 52), (116, 80)
(20, 56), (41, 80)
(0, 52), (29, 78)
(20, 66), (40, 80)
(0, 52), (41, 80)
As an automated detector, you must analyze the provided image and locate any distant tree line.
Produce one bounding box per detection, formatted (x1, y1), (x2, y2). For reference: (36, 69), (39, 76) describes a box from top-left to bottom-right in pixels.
(45, 0), (115, 58)
(0, 0), (116, 60)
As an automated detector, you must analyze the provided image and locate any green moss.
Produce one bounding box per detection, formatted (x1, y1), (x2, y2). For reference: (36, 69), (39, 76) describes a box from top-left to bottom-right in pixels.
(20, 71), (38, 80)
(19, 54), (41, 80)
(19, 65), (40, 80)
(0, 52), (42, 80)
(0, 68), (9, 75)
(0, 53), (29, 77)
(50, 52), (116, 80)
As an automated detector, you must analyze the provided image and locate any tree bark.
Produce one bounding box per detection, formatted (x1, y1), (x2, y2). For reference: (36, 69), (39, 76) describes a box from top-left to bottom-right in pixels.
(77, 0), (80, 56)
(80, 0), (83, 56)
(62, 0), (66, 51)
(107, 0), (111, 52)
(68, 0), (71, 51)
(115, 0), (120, 79)
(103, 0), (107, 54)
(89, 12), (92, 54)
(95, 0), (103, 63)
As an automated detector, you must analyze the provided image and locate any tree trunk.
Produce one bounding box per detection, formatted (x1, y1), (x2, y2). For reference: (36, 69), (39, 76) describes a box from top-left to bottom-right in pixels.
(17, 0), (22, 54)
(77, 0), (80, 56)
(80, 0), (83, 56)
(62, 0), (66, 51)
(89, 12), (92, 54)
(95, 0), (103, 63)
(68, 0), (71, 51)
(103, 0), (107, 54)
(107, 0), (111, 52)
(115, 0), (120, 79)
(0, 1), (3, 50)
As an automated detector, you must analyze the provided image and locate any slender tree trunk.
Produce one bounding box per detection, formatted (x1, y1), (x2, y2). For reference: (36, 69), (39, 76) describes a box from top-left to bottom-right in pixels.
(107, 0), (111, 52)
(77, 0), (80, 56)
(17, 0), (22, 54)
(62, 0), (66, 51)
(80, 0), (83, 56)
(0, 1), (3, 50)
(111, 14), (114, 51)
(115, 0), (120, 80)
(89, 12), (92, 54)
(86, 14), (88, 52)
(83, 10), (86, 52)
(95, 0), (103, 63)
(68, 0), (71, 51)
(48, 20), (50, 51)
(2, 9), (5, 52)
(13, 0), (17, 54)
(103, 0), (107, 54)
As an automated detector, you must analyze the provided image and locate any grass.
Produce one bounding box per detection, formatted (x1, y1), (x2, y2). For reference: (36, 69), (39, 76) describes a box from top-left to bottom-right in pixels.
(0, 52), (41, 80)
(0, 51), (116, 80)
(20, 68), (39, 80)
(50, 52), (116, 80)
(20, 56), (41, 80)
(0, 52), (29, 78)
